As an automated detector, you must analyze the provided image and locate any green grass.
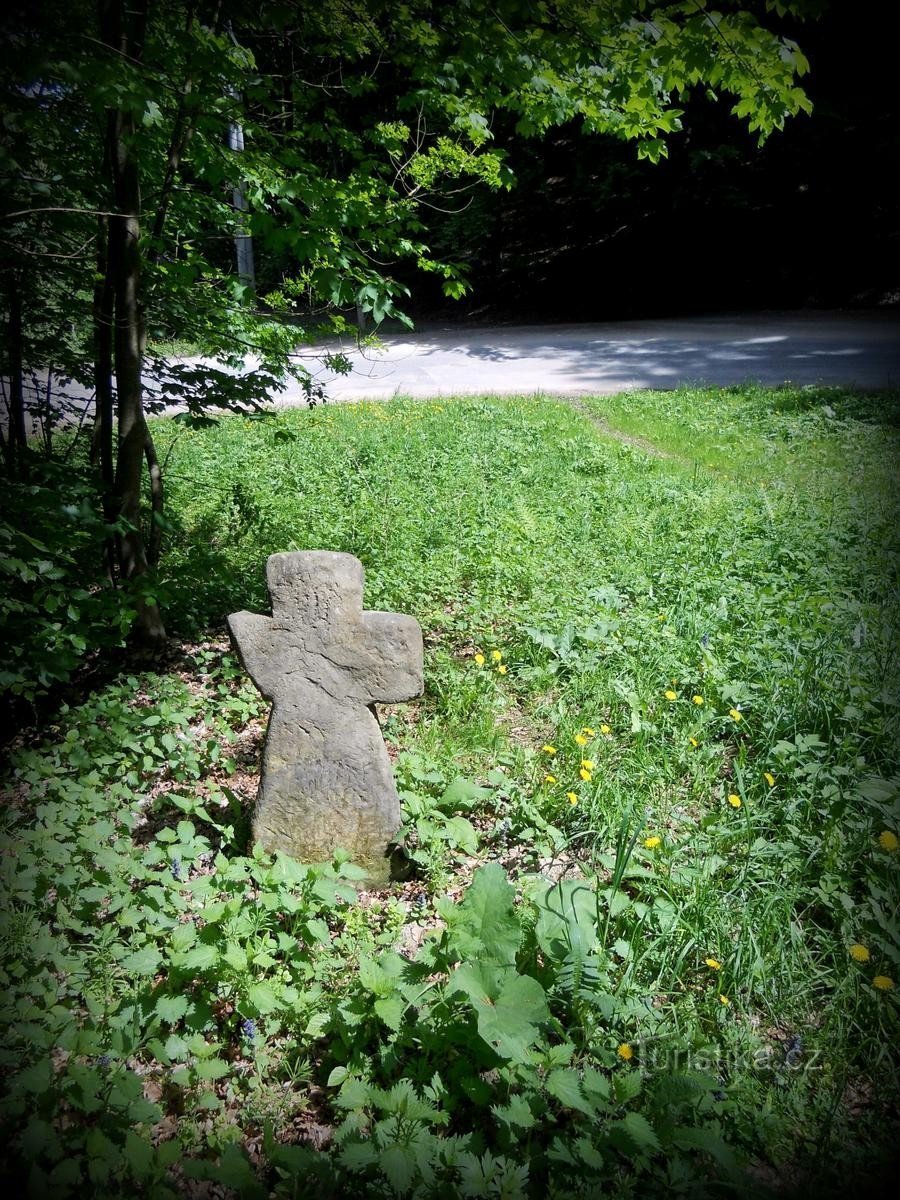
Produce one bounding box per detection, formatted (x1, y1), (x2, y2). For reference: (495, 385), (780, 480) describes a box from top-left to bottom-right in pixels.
(2, 385), (898, 1198)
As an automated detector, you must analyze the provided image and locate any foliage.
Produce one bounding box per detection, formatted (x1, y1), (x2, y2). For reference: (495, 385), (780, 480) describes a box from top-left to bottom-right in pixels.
(0, 458), (135, 700)
(2, 385), (898, 1196)
(0, 0), (815, 633)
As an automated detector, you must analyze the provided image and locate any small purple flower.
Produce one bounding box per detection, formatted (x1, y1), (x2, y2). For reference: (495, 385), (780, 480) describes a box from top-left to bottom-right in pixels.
(241, 1018), (256, 1041)
(98, 1053), (112, 1067)
(700, 633), (710, 647)
(171, 857), (182, 881)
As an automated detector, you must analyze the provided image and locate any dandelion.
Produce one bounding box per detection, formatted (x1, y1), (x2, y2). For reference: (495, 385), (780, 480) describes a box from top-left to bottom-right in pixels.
(764, 772), (776, 787)
(617, 1043), (634, 1061)
(575, 733), (588, 746)
(665, 690), (678, 701)
(718, 994), (731, 1006)
(689, 737), (699, 748)
(728, 708), (742, 722)
(873, 975), (895, 991)
(727, 793), (742, 808)
(705, 957), (722, 970)
(849, 944), (870, 963)
(542, 745), (557, 755)
(491, 650), (503, 662)
(544, 774), (557, 785)
(474, 653), (485, 666)
(497, 664), (508, 675)
(643, 836), (661, 849)
(878, 830), (899, 852)
(580, 768), (592, 782)
(693, 695), (704, 706)
(567, 792), (578, 806)
(600, 724), (611, 735)
(581, 759), (595, 771)
(581, 726), (595, 737)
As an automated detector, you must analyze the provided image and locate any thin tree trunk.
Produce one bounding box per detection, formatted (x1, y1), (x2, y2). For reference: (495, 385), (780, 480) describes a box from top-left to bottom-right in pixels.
(145, 428), (164, 568)
(91, 213), (115, 503)
(6, 276), (28, 479)
(101, 0), (165, 646)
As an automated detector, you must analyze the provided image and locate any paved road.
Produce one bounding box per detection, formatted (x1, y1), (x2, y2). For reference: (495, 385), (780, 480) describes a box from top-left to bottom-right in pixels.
(278, 311), (899, 403)
(10, 312), (899, 434)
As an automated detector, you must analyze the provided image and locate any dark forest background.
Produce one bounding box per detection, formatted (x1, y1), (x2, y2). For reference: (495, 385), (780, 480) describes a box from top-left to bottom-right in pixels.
(397, 4), (898, 324)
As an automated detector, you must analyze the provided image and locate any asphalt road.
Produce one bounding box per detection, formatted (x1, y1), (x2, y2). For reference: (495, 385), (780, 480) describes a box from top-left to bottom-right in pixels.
(10, 311), (900, 435)
(273, 310), (900, 404)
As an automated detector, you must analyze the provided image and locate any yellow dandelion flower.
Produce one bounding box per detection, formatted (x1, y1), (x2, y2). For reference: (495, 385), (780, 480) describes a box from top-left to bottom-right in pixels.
(497, 664), (507, 675)
(581, 759), (595, 771)
(689, 737), (699, 748)
(878, 830), (899, 852)
(544, 774), (557, 785)
(575, 733), (588, 746)
(729, 708), (742, 722)
(474, 653), (485, 666)
(542, 745), (557, 755)
(491, 650), (503, 662)
(643, 836), (661, 849)
(665, 690), (678, 701)
(582, 726), (595, 737)
(567, 792), (578, 806)
(705, 958), (722, 970)
(873, 975), (895, 991)
(719, 994), (731, 1006)
(579, 768), (592, 782)
(849, 944), (870, 963)
(617, 1043), (634, 1061)
(600, 724), (611, 735)
(764, 772), (776, 787)
(692, 695), (704, 706)
(727, 793), (742, 808)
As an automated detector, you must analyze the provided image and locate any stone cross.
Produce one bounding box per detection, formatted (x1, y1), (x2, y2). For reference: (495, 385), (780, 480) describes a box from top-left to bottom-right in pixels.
(227, 551), (423, 883)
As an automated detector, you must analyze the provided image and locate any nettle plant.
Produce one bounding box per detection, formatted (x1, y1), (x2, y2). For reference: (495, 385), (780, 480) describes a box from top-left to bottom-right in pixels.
(301, 863), (740, 1200)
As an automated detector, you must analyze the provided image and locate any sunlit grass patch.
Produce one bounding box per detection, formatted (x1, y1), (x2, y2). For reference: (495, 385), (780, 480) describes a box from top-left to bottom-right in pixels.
(2, 387), (898, 1196)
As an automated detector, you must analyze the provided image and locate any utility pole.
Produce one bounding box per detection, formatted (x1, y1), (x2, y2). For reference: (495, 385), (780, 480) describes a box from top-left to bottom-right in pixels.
(226, 115), (255, 289)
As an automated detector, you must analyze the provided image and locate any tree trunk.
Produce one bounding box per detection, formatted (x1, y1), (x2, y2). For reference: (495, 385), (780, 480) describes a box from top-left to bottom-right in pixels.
(91, 213), (115, 506)
(6, 276), (28, 479)
(145, 428), (164, 569)
(101, 0), (165, 646)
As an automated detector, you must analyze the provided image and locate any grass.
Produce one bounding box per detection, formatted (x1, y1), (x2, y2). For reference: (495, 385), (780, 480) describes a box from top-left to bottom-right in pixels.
(2, 384), (898, 1198)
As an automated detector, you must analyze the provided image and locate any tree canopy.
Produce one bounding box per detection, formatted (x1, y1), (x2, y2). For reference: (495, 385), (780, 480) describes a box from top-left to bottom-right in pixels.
(1, 0), (815, 649)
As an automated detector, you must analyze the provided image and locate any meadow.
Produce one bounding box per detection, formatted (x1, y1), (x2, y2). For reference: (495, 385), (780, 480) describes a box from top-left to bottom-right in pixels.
(1, 384), (898, 1197)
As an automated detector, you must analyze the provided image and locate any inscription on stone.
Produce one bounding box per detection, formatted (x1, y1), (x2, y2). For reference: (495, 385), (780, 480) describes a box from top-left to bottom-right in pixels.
(227, 552), (423, 883)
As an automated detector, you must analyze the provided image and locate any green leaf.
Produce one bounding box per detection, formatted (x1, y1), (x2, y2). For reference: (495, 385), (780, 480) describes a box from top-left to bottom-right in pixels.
(124, 1131), (155, 1180)
(545, 1068), (596, 1116)
(156, 994), (189, 1024)
(195, 1057), (230, 1081)
(180, 943), (219, 971)
(438, 777), (492, 811)
(452, 964), (550, 1062)
(492, 1093), (536, 1129)
(608, 1111), (661, 1157)
(672, 1126), (739, 1175)
(380, 1144), (418, 1194)
(374, 994), (407, 1031)
(246, 982), (279, 1015)
(441, 815), (479, 854)
(120, 946), (162, 976)
(444, 863), (521, 965)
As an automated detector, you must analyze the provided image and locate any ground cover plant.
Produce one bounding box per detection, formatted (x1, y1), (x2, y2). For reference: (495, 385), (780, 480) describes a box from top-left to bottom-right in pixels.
(1, 384), (898, 1197)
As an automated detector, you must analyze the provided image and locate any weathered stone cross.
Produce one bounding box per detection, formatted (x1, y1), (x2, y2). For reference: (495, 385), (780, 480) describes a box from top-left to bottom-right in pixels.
(227, 551), (423, 883)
